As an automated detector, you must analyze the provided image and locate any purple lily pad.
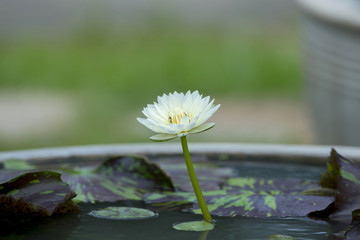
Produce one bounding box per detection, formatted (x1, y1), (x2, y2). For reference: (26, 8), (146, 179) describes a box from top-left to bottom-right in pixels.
(0, 171), (79, 216)
(345, 209), (360, 239)
(61, 156), (175, 203)
(145, 176), (335, 218)
(156, 156), (236, 191)
(327, 151), (360, 218)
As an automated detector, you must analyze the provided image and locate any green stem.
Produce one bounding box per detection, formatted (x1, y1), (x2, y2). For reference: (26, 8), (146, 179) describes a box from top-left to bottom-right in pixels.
(180, 136), (212, 222)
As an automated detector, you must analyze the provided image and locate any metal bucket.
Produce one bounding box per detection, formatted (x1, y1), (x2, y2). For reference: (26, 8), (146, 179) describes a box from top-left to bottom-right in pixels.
(298, 0), (360, 146)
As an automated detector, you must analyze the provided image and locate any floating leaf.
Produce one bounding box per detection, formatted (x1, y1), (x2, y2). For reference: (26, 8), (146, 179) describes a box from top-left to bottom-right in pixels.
(89, 206), (157, 220)
(61, 156), (175, 203)
(156, 156), (236, 191)
(173, 220), (214, 231)
(0, 171), (79, 216)
(146, 181), (335, 218)
(318, 150), (360, 219)
(320, 149), (340, 189)
(227, 177), (320, 193)
(330, 152), (360, 218)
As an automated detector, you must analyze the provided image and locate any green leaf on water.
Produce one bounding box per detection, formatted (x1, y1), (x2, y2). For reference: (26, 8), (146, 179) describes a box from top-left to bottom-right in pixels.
(89, 206), (157, 220)
(173, 220), (214, 231)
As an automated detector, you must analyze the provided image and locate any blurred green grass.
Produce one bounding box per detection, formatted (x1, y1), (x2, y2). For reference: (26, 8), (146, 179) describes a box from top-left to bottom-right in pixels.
(0, 29), (301, 151)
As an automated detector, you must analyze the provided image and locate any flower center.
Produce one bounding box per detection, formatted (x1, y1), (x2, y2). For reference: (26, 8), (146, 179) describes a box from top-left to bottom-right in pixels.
(168, 107), (192, 124)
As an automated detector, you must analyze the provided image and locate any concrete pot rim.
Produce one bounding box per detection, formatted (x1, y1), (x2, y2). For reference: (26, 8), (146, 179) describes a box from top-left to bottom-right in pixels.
(1, 143), (360, 164)
(297, 0), (360, 30)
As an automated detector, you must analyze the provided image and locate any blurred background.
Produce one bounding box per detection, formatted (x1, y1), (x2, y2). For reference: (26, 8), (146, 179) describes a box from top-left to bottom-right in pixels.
(1, 0), (358, 151)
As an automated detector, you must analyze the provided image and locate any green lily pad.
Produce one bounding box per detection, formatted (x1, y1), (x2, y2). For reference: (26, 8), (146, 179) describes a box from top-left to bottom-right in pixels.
(173, 220), (214, 231)
(0, 171), (79, 216)
(89, 206), (157, 220)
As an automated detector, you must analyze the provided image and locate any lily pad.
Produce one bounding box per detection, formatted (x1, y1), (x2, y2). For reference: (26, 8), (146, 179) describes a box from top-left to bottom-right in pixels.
(61, 156), (175, 203)
(320, 149), (340, 189)
(156, 156), (236, 191)
(89, 206), (157, 220)
(145, 180), (335, 218)
(344, 209), (360, 239)
(319, 150), (360, 218)
(331, 152), (360, 218)
(173, 220), (214, 231)
(0, 171), (79, 216)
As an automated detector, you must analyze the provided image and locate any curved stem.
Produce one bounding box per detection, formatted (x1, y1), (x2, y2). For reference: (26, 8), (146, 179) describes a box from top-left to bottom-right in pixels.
(180, 136), (212, 222)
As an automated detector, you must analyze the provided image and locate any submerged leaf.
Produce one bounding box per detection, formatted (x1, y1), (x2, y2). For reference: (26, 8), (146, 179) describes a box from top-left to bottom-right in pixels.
(300, 188), (338, 197)
(268, 234), (297, 240)
(2, 159), (36, 171)
(89, 207), (157, 220)
(0, 171), (79, 216)
(61, 156), (175, 203)
(173, 220), (214, 231)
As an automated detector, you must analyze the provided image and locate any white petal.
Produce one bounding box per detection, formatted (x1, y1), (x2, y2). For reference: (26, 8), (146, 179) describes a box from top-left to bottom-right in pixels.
(158, 124), (181, 134)
(184, 122), (197, 132)
(150, 134), (178, 142)
(180, 115), (190, 125)
(188, 123), (215, 134)
(137, 118), (164, 133)
(138, 90), (219, 139)
(177, 132), (189, 137)
(197, 104), (220, 125)
(143, 106), (167, 124)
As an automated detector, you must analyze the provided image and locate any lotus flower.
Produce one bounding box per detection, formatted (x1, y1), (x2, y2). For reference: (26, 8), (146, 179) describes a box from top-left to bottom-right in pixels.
(137, 90), (220, 141)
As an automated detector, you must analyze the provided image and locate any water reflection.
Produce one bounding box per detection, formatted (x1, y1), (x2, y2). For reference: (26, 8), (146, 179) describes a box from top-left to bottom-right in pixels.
(198, 230), (210, 240)
(0, 213), (80, 239)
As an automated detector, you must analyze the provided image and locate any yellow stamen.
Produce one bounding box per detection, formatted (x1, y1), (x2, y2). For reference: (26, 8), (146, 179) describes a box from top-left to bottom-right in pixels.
(168, 108), (192, 124)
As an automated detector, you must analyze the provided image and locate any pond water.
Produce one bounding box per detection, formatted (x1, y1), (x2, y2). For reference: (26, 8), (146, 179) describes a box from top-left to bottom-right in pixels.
(69, 201), (346, 240)
(0, 156), (348, 240)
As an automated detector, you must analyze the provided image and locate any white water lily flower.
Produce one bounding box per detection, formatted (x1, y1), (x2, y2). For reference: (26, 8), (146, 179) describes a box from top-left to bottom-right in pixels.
(137, 90), (220, 141)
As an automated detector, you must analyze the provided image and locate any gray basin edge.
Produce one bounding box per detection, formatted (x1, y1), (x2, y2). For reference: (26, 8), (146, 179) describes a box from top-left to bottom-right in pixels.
(0, 143), (360, 163)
